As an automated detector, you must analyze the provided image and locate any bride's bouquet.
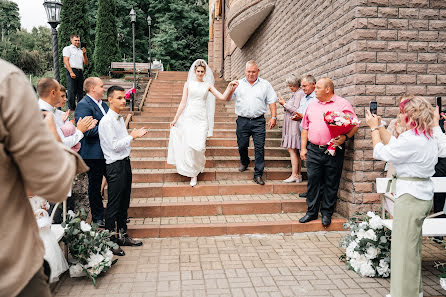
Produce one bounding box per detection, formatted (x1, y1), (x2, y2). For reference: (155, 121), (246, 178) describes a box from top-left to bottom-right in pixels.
(324, 110), (360, 156)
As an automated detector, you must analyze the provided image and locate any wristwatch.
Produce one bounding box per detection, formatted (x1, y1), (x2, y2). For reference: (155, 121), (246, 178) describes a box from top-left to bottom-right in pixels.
(272, 117), (277, 120)
(343, 134), (350, 141)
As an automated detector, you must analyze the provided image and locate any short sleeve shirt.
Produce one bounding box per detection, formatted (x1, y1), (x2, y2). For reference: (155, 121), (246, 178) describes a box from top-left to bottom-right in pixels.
(62, 44), (84, 70)
(232, 77), (277, 118)
(301, 95), (356, 145)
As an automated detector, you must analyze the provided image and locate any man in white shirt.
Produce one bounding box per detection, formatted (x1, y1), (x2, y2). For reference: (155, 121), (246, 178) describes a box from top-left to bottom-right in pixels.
(98, 85), (147, 256)
(37, 78), (95, 149)
(37, 78), (96, 219)
(226, 60), (277, 185)
(290, 74), (317, 198)
(63, 34), (88, 110)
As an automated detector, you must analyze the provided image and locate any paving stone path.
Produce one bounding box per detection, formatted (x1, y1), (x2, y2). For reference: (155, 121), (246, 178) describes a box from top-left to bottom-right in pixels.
(54, 232), (446, 297)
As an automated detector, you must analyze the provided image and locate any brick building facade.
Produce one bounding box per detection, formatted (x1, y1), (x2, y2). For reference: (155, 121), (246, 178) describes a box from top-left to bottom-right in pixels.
(208, 0), (446, 217)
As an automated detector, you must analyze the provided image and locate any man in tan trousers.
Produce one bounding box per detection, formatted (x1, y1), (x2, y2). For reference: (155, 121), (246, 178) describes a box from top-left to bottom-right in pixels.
(0, 58), (87, 297)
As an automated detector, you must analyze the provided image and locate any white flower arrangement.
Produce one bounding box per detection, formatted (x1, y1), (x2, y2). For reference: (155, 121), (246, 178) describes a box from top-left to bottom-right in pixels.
(61, 208), (118, 285)
(340, 211), (391, 278)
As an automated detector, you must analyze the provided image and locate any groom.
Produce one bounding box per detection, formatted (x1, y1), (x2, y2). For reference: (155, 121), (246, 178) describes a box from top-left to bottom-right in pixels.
(227, 60), (278, 185)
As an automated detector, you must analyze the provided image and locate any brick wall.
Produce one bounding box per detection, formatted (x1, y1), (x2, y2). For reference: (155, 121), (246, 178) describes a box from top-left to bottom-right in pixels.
(210, 0), (446, 217)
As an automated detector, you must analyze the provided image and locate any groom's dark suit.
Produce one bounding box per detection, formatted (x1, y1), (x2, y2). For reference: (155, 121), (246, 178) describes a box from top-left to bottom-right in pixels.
(75, 95), (109, 223)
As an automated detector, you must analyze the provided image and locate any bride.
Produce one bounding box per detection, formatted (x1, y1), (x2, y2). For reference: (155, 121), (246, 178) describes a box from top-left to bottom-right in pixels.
(167, 59), (238, 186)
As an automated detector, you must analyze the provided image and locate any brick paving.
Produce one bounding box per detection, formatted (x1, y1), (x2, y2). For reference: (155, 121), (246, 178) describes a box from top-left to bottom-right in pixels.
(53, 232), (446, 297)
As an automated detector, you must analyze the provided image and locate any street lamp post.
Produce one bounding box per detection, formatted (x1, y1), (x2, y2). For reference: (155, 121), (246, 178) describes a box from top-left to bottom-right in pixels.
(43, 0), (63, 82)
(146, 14), (152, 78)
(130, 8), (136, 111)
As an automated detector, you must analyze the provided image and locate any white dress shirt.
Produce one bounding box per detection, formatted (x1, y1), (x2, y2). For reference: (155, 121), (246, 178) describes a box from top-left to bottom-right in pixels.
(373, 128), (446, 200)
(62, 44), (84, 70)
(98, 109), (133, 164)
(38, 99), (84, 148)
(232, 77), (277, 118)
(87, 94), (106, 115)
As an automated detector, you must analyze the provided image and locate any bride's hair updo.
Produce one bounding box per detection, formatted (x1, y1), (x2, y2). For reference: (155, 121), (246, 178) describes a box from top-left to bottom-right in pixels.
(194, 59), (207, 72)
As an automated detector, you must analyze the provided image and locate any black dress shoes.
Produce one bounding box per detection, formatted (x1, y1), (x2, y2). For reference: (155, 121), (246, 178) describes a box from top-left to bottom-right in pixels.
(299, 214), (317, 223)
(253, 176), (265, 185)
(238, 164), (249, 172)
(322, 215), (332, 227)
(111, 246), (125, 256)
(118, 234), (143, 246)
(298, 192), (307, 198)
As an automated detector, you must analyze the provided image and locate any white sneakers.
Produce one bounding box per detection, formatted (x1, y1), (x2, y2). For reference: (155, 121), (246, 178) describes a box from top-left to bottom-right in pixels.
(283, 175), (303, 183)
(190, 176), (197, 187)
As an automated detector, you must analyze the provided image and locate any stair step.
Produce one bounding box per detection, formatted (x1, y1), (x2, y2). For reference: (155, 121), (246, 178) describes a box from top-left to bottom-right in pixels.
(130, 146), (289, 157)
(129, 180), (307, 198)
(127, 196), (307, 218)
(130, 168), (307, 182)
(126, 213), (346, 238)
(130, 122), (242, 129)
(130, 156), (292, 169)
(131, 137), (282, 147)
(128, 128), (281, 138)
(132, 115), (238, 122)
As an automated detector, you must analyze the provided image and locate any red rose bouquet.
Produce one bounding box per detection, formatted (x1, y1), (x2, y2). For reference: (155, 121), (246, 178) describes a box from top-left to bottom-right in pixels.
(323, 110), (360, 156)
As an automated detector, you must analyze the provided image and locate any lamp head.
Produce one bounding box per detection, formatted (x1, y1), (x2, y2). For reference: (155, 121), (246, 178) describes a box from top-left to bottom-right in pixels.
(130, 8), (136, 23)
(147, 15), (152, 26)
(43, 0), (63, 27)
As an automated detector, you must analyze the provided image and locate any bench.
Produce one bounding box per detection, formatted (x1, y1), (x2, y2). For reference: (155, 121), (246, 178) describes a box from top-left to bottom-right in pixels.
(109, 60), (164, 76)
(376, 177), (446, 236)
(109, 62), (150, 75)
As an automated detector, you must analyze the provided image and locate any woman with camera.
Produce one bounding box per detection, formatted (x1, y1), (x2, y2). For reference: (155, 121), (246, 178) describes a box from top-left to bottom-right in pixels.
(366, 96), (446, 297)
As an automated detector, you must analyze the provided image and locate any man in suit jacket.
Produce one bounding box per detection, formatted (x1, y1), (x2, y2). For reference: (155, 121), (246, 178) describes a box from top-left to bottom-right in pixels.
(75, 77), (109, 227)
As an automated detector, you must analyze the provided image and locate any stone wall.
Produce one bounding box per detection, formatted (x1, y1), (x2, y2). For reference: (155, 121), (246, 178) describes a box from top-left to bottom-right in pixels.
(210, 0), (446, 217)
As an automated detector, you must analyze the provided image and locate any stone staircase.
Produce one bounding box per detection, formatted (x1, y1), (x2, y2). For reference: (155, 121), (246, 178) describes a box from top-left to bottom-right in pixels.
(125, 71), (346, 238)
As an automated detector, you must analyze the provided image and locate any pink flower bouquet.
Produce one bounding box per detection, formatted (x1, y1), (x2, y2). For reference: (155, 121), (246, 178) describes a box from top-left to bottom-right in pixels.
(323, 110), (360, 156)
(125, 88), (136, 100)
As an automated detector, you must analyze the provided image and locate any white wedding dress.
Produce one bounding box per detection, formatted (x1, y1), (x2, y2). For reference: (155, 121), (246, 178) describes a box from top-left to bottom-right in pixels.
(167, 81), (211, 177)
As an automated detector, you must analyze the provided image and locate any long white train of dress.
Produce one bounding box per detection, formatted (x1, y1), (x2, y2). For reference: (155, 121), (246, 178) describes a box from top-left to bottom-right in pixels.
(167, 81), (210, 177)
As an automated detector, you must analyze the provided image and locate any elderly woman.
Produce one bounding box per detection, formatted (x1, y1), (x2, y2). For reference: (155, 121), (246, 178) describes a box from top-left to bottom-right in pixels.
(277, 74), (305, 183)
(366, 96), (446, 297)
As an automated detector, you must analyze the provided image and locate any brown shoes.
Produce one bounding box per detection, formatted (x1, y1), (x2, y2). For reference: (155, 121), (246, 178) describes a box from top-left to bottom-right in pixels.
(118, 234), (143, 246)
(253, 176), (265, 185)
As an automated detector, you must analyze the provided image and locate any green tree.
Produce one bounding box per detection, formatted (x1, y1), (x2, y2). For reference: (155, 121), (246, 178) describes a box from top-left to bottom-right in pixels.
(58, 0), (93, 84)
(93, 0), (120, 75)
(151, 0), (208, 71)
(1, 26), (52, 76)
(0, 0), (20, 41)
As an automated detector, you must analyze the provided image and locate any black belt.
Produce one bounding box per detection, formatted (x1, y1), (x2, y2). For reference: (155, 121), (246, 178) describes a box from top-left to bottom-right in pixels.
(122, 156), (130, 161)
(308, 142), (328, 150)
(71, 68), (83, 71)
(238, 115), (264, 120)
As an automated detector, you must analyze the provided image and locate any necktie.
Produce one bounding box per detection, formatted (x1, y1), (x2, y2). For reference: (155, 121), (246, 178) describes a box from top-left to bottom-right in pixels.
(117, 114), (123, 120)
(52, 107), (57, 113)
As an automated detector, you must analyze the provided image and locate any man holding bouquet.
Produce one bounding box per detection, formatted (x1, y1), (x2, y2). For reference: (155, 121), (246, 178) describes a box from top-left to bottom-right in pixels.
(299, 78), (358, 226)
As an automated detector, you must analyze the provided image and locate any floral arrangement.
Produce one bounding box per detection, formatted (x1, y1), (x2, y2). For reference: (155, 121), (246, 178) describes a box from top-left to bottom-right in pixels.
(434, 261), (446, 290)
(340, 211), (391, 278)
(323, 110), (360, 156)
(61, 208), (118, 285)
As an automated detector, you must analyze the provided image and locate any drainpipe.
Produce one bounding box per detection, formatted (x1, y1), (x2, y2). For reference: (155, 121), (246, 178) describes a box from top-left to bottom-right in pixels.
(220, 0), (225, 78)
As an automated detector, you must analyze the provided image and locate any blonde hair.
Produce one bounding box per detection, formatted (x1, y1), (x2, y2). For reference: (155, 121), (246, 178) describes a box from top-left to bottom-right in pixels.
(194, 59), (207, 72)
(398, 95), (434, 137)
